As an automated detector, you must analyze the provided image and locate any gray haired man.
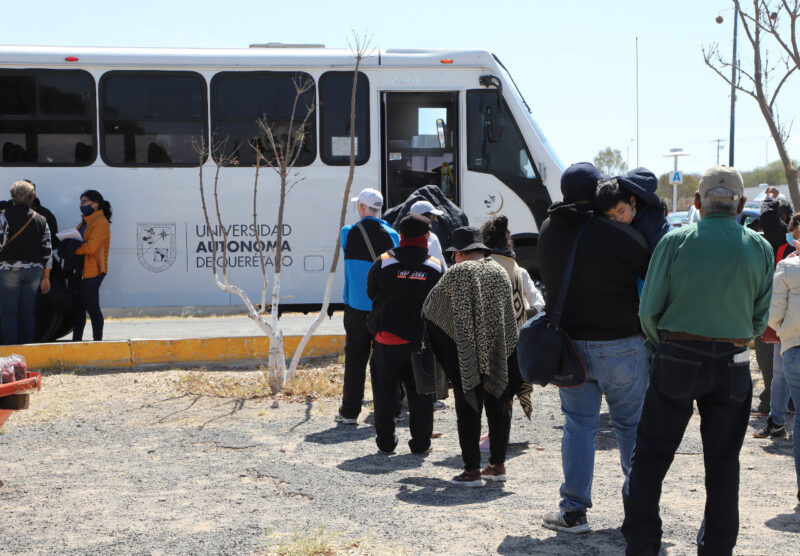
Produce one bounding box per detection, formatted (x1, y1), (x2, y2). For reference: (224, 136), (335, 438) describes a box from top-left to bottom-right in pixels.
(622, 166), (774, 555)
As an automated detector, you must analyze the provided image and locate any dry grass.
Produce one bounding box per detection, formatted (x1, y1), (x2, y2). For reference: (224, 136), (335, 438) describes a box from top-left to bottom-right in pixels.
(171, 361), (344, 402)
(172, 371), (272, 400)
(264, 525), (382, 556)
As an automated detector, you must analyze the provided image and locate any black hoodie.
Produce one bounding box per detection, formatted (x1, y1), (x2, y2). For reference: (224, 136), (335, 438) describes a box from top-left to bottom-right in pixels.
(366, 245), (443, 343)
(538, 201), (649, 340)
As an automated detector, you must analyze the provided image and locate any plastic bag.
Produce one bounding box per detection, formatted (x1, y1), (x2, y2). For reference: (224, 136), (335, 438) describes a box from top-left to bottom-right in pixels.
(0, 354), (28, 383)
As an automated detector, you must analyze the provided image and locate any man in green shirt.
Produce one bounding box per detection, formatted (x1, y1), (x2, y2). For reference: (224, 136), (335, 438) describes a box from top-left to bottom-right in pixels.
(621, 165), (773, 556)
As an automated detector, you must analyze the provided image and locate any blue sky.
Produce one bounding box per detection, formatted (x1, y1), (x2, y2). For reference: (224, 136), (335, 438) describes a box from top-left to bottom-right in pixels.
(2, 0), (797, 177)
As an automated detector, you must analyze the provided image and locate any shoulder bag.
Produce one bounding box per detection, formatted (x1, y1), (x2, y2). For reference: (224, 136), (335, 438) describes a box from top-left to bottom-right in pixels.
(517, 221), (589, 387)
(410, 320), (437, 395)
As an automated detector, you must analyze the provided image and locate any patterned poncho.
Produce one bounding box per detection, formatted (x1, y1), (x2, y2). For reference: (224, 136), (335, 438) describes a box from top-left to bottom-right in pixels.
(422, 258), (519, 409)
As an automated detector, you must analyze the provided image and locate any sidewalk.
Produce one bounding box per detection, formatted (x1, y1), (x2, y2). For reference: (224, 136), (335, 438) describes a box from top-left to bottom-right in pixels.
(82, 313), (345, 341)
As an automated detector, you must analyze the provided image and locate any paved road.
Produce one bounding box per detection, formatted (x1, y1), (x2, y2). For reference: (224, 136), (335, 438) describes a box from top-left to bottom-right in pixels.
(59, 313), (345, 341)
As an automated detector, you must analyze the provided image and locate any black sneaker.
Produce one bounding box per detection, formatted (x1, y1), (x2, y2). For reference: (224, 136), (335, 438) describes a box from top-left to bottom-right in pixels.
(450, 469), (482, 487)
(753, 416), (786, 438)
(542, 510), (590, 534)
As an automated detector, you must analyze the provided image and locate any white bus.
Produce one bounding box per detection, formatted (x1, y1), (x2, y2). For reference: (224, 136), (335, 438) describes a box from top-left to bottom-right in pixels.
(0, 45), (563, 327)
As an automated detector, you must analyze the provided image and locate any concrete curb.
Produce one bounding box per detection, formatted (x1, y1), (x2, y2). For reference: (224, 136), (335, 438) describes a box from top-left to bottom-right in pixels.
(0, 335), (346, 369)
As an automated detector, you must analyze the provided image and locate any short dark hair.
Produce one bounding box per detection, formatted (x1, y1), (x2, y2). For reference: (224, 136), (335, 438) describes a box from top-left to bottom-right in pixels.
(595, 178), (631, 213)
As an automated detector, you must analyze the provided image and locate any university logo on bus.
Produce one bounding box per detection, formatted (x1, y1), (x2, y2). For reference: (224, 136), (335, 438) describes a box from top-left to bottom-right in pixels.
(137, 222), (177, 273)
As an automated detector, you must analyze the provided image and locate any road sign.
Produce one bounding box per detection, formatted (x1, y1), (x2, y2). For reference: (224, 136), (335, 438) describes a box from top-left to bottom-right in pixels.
(670, 171), (683, 184)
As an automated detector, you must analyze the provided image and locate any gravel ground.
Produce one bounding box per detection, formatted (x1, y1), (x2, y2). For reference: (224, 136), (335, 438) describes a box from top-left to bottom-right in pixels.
(1, 356), (799, 555)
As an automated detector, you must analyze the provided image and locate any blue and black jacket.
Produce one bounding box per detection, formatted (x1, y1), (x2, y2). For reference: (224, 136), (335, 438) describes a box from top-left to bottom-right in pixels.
(340, 216), (399, 311)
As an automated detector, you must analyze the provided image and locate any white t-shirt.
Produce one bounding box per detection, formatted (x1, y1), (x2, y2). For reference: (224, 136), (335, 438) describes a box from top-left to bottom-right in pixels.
(520, 267), (544, 312)
(428, 232), (447, 271)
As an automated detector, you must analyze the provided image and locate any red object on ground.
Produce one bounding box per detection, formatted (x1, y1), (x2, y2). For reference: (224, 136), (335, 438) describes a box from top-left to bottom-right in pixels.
(0, 371), (42, 430)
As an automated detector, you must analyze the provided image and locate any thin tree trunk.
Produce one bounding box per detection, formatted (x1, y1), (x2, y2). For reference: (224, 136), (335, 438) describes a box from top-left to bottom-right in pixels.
(287, 38), (368, 382)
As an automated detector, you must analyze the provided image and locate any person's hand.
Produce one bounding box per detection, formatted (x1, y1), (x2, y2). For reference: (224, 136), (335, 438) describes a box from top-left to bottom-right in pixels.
(40, 276), (50, 294)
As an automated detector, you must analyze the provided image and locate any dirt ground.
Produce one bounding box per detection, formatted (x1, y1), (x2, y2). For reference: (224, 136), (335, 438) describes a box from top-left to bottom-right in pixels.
(1, 356), (799, 555)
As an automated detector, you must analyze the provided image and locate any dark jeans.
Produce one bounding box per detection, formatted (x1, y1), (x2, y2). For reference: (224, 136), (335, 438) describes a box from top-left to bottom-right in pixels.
(622, 340), (752, 556)
(72, 274), (105, 341)
(0, 267), (41, 345)
(427, 321), (511, 470)
(370, 342), (434, 453)
(754, 337), (773, 406)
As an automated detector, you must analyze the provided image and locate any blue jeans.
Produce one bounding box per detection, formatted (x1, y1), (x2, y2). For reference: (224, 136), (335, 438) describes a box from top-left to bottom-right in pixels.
(780, 346), (800, 493)
(770, 343), (791, 426)
(558, 335), (649, 513)
(0, 267), (41, 345)
(622, 340), (752, 556)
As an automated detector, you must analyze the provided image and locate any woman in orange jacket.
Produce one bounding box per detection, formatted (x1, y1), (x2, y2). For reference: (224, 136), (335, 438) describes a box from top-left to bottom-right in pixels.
(72, 190), (111, 341)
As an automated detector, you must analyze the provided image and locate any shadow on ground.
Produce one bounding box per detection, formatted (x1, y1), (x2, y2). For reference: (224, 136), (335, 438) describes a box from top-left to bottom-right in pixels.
(337, 453), (425, 475)
(497, 528), (627, 555)
(304, 425), (374, 445)
(395, 476), (512, 506)
(765, 505), (800, 533)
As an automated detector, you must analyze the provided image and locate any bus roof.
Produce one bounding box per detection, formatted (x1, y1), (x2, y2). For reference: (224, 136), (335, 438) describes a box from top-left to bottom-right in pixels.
(0, 45), (498, 69)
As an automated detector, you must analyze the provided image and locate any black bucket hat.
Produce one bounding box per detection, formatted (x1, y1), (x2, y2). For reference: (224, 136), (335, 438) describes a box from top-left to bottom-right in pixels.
(445, 226), (490, 253)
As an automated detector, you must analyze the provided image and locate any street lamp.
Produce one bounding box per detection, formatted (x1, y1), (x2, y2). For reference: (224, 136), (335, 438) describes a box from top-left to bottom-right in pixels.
(716, 10), (738, 166)
(663, 148), (689, 211)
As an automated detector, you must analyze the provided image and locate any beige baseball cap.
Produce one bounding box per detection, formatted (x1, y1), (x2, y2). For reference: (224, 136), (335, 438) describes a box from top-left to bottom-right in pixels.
(698, 165), (744, 198)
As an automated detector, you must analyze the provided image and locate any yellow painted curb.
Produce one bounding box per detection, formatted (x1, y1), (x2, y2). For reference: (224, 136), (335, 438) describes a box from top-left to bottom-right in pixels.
(0, 335), (344, 369)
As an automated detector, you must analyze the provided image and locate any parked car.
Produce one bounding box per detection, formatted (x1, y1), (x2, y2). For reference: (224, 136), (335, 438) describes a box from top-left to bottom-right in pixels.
(667, 211), (688, 227)
(685, 203), (760, 227)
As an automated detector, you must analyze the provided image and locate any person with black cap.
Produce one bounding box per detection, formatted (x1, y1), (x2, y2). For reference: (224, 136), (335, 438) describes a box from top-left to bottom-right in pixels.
(366, 213), (443, 455)
(422, 226), (518, 486)
(537, 162), (650, 533)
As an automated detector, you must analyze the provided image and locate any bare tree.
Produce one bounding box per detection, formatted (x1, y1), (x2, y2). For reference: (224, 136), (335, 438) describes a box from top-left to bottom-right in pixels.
(197, 75), (315, 391)
(286, 31), (374, 385)
(197, 33), (372, 391)
(704, 0), (800, 207)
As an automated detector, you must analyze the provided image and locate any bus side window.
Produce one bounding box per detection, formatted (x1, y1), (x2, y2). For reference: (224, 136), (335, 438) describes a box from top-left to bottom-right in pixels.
(211, 72), (316, 167)
(0, 70), (96, 166)
(100, 71), (207, 167)
(467, 90), (535, 180)
(319, 71), (369, 165)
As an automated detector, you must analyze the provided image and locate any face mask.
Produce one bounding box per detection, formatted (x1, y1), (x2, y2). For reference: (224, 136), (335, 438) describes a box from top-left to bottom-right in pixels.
(80, 204), (94, 217)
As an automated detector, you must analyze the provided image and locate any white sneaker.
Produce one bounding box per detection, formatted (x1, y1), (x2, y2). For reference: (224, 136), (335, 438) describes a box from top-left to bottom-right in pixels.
(334, 411), (357, 425)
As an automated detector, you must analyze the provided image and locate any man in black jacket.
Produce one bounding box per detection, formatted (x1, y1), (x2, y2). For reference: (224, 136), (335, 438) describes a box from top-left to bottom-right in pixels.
(538, 162), (650, 534)
(366, 214), (443, 455)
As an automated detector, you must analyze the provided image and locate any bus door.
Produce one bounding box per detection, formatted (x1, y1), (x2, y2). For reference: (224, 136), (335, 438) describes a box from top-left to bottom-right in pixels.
(381, 92), (458, 208)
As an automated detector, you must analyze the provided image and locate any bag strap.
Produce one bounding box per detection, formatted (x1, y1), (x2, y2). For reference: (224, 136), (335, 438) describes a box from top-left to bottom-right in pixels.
(550, 220), (590, 328)
(355, 221), (378, 261)
(0, 211), (36, 254)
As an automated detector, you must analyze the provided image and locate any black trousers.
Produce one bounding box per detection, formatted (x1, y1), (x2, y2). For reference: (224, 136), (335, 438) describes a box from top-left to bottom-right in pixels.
(427, 321), (511, 471)
(622, 340), (752, 556)
(370, 342), (434, 453)
(72, 274), (105, 341)
(340, 306), (373, 419)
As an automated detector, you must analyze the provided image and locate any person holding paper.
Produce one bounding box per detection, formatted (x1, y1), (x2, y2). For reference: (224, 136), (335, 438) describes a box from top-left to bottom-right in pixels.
(72, 190), (112, 342)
